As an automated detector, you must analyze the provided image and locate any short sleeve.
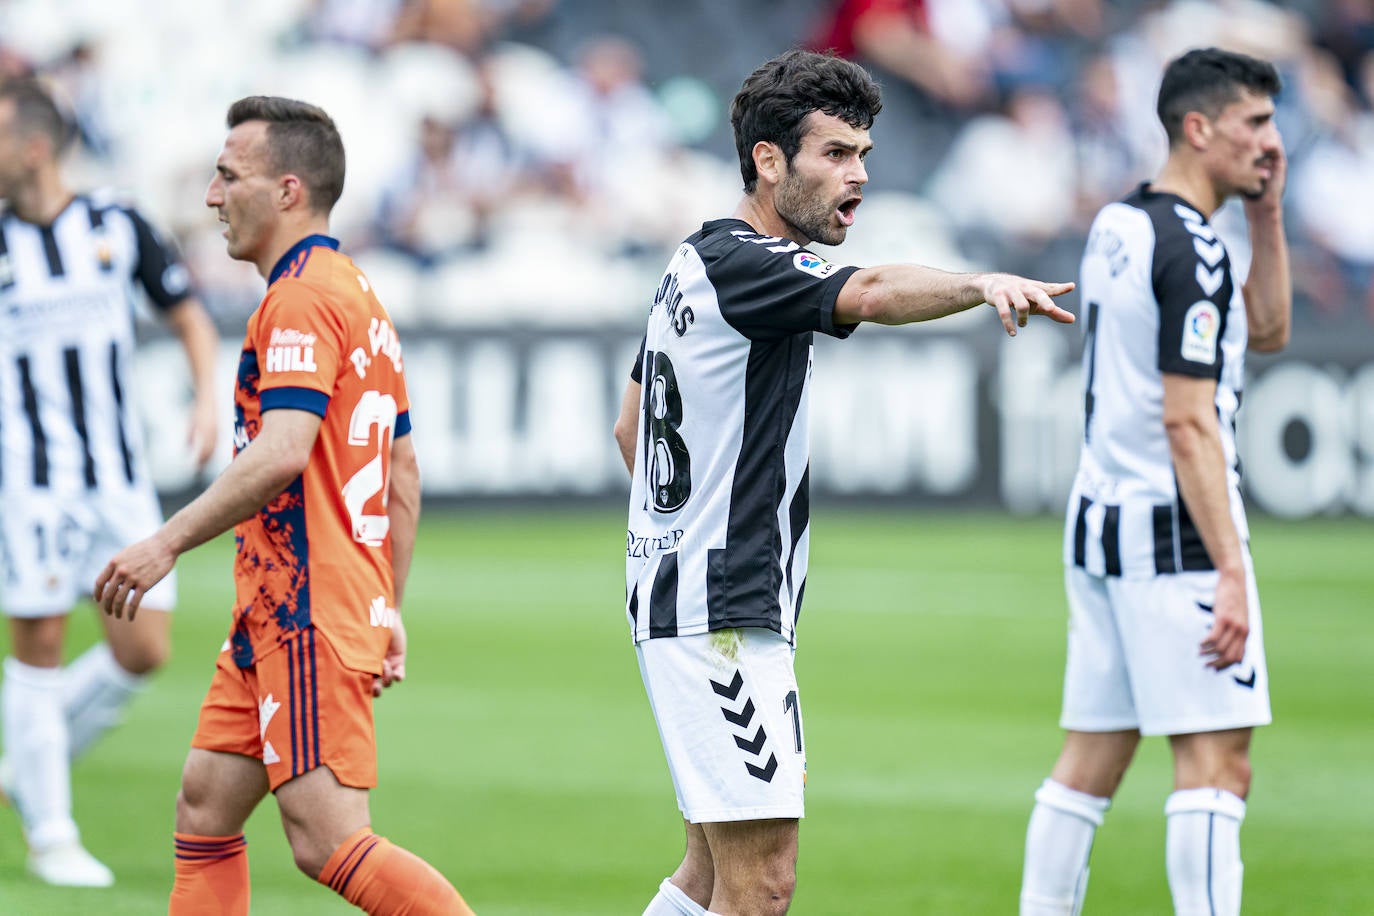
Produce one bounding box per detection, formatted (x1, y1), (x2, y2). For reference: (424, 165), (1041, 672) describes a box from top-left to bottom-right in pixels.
(124, 206), (194, 311)
(253, 282), (347, 417)
(1153, 210), (1232, 379)
(630, 335), (645, 383)
(702, 233), (860, 341)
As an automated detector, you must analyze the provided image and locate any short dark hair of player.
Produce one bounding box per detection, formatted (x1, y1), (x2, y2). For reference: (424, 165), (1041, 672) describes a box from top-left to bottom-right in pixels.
(1156, 47), (1281, 147)
(226, 95), (345, 214)
(0, 77), (73, 154)
(730, 49), (882, 194)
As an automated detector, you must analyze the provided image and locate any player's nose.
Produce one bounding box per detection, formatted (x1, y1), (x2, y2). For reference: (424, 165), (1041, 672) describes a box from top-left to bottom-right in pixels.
(205, 176), (223, 208)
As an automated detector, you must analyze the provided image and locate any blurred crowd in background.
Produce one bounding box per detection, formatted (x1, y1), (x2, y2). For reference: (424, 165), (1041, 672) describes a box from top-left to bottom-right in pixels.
(2, 0), (1372, 329)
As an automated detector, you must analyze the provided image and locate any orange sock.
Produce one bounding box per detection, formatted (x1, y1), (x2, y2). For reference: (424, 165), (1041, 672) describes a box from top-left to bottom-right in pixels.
(318, 827), (474, 915)
(170, 832), (250, 915)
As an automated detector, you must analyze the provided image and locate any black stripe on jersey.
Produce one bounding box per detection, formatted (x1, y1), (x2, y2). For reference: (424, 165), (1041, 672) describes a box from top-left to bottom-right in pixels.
(39, 225), (65, 277)
(649, 552), (679, 639)
(627, 583), (639, 628)
(109, 343), (135, 483)
(707, 337), (809, 632)
(1153, 504), (1178, 574)
(63, 347), (97, 487)
(1072, 496), (1091, 568)
(1176, 497), (1213, 571)
(784, 465), (809, 605)
(17, 356), (49, 486)
(1102, 504), (1122, 576)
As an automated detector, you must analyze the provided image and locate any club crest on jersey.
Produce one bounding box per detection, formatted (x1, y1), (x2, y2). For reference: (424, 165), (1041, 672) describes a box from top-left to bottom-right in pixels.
(265, 327), (318, 373)
(793, 252), (837, 279)
(1181, 301), (1220, 363)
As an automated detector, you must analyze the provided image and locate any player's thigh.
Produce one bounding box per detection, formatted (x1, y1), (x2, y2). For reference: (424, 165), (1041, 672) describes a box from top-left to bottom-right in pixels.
(178, 747), (269, 835)
(1108, 564), (1271, 737)
(1060, 566), (1138, 733)
(637, 628), (806, 824)
(6, 613), (68, 666)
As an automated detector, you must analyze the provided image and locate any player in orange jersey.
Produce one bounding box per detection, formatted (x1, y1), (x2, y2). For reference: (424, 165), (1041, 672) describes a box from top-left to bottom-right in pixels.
(94, 96), (475, 916)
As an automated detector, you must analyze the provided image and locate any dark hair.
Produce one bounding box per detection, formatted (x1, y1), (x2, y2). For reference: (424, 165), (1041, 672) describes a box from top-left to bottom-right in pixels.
(1157, 47), (1281, 146)
(0, 77), (73, 153)
(227, 96), (345, 214)
(731, 49), (882, 194)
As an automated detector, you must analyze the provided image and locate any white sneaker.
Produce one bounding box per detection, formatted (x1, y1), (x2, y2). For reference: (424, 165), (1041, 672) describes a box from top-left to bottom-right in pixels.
(27, 839), (115, 887)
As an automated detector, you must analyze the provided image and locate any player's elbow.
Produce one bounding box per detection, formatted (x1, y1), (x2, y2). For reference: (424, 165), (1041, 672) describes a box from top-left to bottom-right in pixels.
(613, 416), (637, 458)
(834, 271), (888, 325)
(1248, 325), (1289, 353)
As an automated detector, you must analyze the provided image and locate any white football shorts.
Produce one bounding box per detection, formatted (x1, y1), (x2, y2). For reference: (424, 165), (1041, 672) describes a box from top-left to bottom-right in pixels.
(636, 627), (806, 823)
(1060, 556), (1270, 737)
(0, 485), (176, 618)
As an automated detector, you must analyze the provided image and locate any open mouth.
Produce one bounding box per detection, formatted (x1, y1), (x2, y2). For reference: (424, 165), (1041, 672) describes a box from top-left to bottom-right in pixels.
(837, 196), (861, 227)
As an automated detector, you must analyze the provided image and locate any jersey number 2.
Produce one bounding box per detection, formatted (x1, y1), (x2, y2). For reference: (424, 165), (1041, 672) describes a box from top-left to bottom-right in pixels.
(341, 389), (398, 546)
(643, 350), (692, 512)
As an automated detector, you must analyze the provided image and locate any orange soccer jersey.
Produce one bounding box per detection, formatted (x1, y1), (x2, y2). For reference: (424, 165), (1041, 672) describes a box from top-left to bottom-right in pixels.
(229, 235), (410, 675)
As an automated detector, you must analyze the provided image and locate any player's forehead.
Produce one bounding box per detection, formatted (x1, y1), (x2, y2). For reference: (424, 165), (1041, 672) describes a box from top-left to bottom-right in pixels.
(217, 120), (271, 174)
(799, 110), (872, 152)
(1216, 87), (1275, 122)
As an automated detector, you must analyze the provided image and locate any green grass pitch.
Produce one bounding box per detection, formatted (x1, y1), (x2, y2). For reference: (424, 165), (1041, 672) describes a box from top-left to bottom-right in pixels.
(0, 509), (1369, 914)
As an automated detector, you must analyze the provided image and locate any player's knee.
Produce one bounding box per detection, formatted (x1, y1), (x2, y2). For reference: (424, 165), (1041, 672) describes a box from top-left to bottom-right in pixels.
(752, 857), (797, 913)
(288, 839), (330, 881)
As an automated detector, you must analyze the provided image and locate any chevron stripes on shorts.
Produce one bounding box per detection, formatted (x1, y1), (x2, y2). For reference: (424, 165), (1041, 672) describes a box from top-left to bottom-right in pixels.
(635, 627), (806, 823)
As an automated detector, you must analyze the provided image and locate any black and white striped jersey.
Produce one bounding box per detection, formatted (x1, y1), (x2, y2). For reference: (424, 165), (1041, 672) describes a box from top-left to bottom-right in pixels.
(625, 218), (858, 644)
(0, 194), (192, 494)
(1065, 183), (1249, 579)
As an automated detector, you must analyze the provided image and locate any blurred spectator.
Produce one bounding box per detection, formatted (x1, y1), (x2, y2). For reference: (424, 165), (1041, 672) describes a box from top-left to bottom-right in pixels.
(1311, 0), (1374, 105)
(812, 0), (992, 110)
(45, 41), (115, 159)
(1287, 46), (1374, 319)
(389, 0), (559, 56)
(925, 83), (1078, 271)
(1069, 51), (1138, 226)
(299, 0), (405, 52)
(372, 62), (531, 265)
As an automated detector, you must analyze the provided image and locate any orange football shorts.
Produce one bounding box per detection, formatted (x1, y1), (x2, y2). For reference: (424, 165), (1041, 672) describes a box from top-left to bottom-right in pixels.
(190, 626), (378, 791)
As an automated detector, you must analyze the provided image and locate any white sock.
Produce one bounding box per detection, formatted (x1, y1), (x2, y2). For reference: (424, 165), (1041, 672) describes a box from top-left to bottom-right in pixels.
(1020, 778), (1111, 916)
(1166, 788), (1246, 916)
(2, 657), (78, 849)
(643, 877), (707, 915)
(62, 642), (145, 761)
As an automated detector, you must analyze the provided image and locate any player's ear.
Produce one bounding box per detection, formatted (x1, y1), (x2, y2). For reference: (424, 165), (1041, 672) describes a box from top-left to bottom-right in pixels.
(1181, 110), (1213, 151)
(753, 141), (783, 187)
(278, 173), (306, 211)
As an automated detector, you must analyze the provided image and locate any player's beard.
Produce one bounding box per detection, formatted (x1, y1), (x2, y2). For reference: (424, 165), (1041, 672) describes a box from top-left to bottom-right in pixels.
(775, 169), (847, 246)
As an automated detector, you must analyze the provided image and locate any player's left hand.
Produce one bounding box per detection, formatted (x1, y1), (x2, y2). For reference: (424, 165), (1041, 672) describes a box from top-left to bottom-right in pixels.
(373, 615), (407, 697)
(982, 274), (1076, 336)
(94, 536), (176, 621)
(188, 394), (219, 469)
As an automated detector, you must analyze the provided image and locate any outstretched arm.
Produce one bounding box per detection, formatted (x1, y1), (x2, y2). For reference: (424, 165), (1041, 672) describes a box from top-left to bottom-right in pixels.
(162, 297), (222, 468)
(95, 408), (322, 620)
(833, 266), (1075, 335)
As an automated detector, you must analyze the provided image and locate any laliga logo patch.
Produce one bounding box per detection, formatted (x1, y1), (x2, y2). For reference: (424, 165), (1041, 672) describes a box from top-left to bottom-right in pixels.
(793, 252), (837, 279)
(1181, 300), (1220, 363)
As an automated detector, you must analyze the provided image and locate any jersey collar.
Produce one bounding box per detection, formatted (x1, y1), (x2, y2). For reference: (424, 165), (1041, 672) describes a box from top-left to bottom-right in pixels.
(268, 234), (340, 286)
